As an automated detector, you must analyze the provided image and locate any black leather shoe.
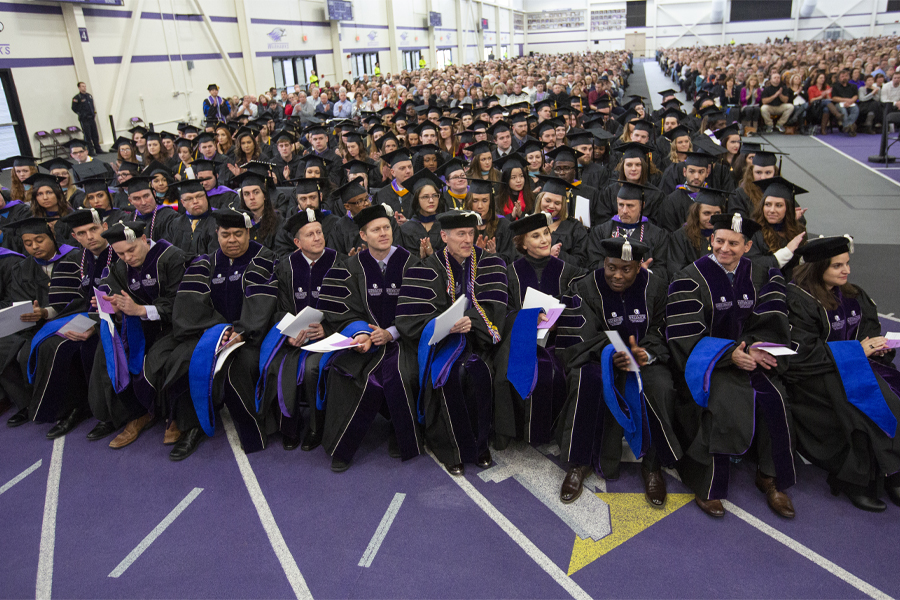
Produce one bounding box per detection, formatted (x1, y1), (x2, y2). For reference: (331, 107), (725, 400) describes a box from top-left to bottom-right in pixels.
(169, 427), (205, 462)
(7, 407), (29, 428)
(387, 427), (401, 459)
(560, 465), (591, 504)
(476, 451), (492, 469)
(46, 408), (89, 439)
(828, 476), (886, 512)
(282, 434), (301, 451)
(446, 463), (464, 476)
(86, 421), (117, 441)
(641, 466), (667, 506)
(300, 429), (322, 452)
(331, 457), (350, 473)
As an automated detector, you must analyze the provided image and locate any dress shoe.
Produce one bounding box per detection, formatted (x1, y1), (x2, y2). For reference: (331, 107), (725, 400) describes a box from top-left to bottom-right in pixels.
(476, 450), (492, 469)
(446, 463), (464, 476)
(109, 413), (156, 449)
(300, 429), (322, 452)
(755, 470), (795, 519)
(641, 466), (667, 506)
(695, 496), (725, 517)
(282, 434), (301, 451)
(387, 427), (401, 459)
(331, 457), (351, 473)
(86, 421), (117, 441)
(46, 408), (89, 439)
(0, 398), (11, 418)
(169, 427), (205, 462)
(7, 407), (29, 428)
(560, 465), (592, 504)
(828, 475), (886, 512)
(163, 421), (181, 445)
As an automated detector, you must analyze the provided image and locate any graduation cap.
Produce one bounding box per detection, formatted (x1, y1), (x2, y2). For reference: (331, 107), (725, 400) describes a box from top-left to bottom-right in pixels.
(128, 125), (149, 137)
(142, 160), (172, 178)
(342, 159), (370, 176)
(61, 207), (103, 229)
(123, 175), (154, 194)
(454, 130), (476, 145)
(374, 132), (399, 152)
(683, 151), (715, 168)
(169, 178), (209, 196)
(302, 122), (328, 137)
(283, 208), (324, 237)
(381, 148), (414, 168)
(712, 123), (740, 142)
(63, 139), (89, 151)
(414, 144), (441, 158)
(470, 120), (489, 132)
(487, 106), (505, 119)
(353, 203), (394, 229)
(145, 131), (162, 143)
(413, 104), (430, 115)
(213, 208), (254, 229)
(1, 216), (53, 238)
(368, 124), (389, 137)
(207, 83), (219, 91)
(437, 158), (467, 179)
(662, 107), (686, 122)
(287, 177), (327, 195)
(615, 180), (654, 202)
(484, 95), (501, 106)
(493, 153), (528, 172)
(631, 119), (655, 133)
(302, 154), (331, 173)
(534, 175), (574, 196)
(191, 158), (219, 175)
(414, 121), (439, 135)
(509, 211), (552, 237)
(343, 132), (365, 147)
(175, 137), (194, 150)
(516, 139), (545, 157)
(616, 142), (653, 160)
(658, 89), (678, 98)
(692, 135), (728, 157)
(616, 108), (640, 125)
(662, 98), (684, 109)
(693, 187), (732, 209)
(795, 235), (854, 264)
(233, 126), (257, 141)
(230, 169), (273, 191)
(465, 178), (501, 196)
(755, 176), (808, 201)
(536, 120), (559, 137)
(427, 105), (442, 116)
(23, 172), (64, 190)
(401, 168), (444, 194)
(487, 120), (511, 136)
(555, 106), (577, 118)
(751, 149), (788, 168)
(700, 108), (726, 123)
(663, 125), (692, 142)
(377, 106), (395, 118)
(78, 176), (113, 195)
(272, 129), (298, 145)
(39, 157), (73, 172)
(506, 101), (531, 113)
(2, 155), (37, 169)
(101, 221), (146, 243)
(710, 212), (761, 239)
(181, 125), (202, 137)
(438, 209), (482, 230)
(534, 99), (555, 113)
(740, 141), (765, 154)
(335, 179), (369, 204)
(600, 237), (650, 262)
(117, 160), (141, 175)
(160, 131), (178, 141)
(545, 145), (584, 164)
(509, 112), (529, 125)
(466, 140), (495, 156)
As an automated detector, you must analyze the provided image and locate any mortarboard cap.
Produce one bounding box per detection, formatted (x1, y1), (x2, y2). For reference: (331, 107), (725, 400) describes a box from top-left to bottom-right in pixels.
(509, 211), (552, 237)
(102, 221), (146, 243)
(710, 212), (761, 239)
(599, 237), (650, 262)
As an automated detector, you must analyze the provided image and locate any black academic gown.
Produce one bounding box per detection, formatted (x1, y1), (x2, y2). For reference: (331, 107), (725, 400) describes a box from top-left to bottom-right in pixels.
(746, 229), (801, 280)
(162, 242), (277, 453)
(555, 267), (681, 475)
(587, 218), (671, 281)
(395, 248), (508, 466)
(249, 213), (284, 251)
(0, 248), (23, 310)
(669, 228), (712, 276)
(658, 187), (700, 233)
(273, 210), (338, 259)
(134, 205), (179, 242)
(396, 217), (444, 257)
(171, 211), (219, 257)
(784, 283), (900, 489)
(272, 154), (304, 184)
(550, 219), (590, 268)
(478, 218), (517, 265)
(257, 247), (341, 441)
(581, 163), (611, 192)
(374, 181), (415, 219)
(666, 255), (796, 499)
(565, 181), (601, 225)
(594, 182), (666, 227)
(493, 255), (586, 445)
(90, 241), (187, 427)
(0, 201), (31, 252)
(207, 186), (240, 210)
(318, 247), (424, 462)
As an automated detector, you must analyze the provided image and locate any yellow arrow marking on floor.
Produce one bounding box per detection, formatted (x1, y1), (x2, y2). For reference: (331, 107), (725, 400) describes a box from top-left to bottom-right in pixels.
(568, 492), (695, 575)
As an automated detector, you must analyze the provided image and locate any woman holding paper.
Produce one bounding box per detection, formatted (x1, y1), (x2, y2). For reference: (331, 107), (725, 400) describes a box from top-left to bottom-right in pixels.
(785, 236), (900, 512)
(493, 212), (587, 448)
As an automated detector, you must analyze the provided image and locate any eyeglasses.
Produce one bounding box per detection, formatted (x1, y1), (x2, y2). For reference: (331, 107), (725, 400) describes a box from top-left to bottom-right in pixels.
(345, 196), (371, 207)
(419, 194), (441, 201)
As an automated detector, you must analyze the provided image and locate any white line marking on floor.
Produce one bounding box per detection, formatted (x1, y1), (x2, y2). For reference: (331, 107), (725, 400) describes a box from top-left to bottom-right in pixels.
(810, 136), (900, 189)
(222, 409), (313, 600)
(108, 488), (204, 578)
(427, 450), (592, 600)
(358, 493), (406, 568)
(0, 459), (42, 496)
(880, 313), (900, 323)
(722, 500), (892, 600)
(36, 438), (64, 600)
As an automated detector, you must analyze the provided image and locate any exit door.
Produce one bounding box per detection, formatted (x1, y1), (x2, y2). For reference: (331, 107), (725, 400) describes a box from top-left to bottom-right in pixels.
(623, 32), (646, 58)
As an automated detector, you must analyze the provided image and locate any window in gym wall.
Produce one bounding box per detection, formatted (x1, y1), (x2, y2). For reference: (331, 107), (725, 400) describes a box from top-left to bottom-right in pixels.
(888, 0), (900, 11)
(625, 1), (646, 28)
(402, 50), (422, 71)
(730, 0), (791, 21)
(351, 52), (379, 79)
(436, 48), (453, 68)
(0, 70), (27, 160)
(272, 56), (318, 90)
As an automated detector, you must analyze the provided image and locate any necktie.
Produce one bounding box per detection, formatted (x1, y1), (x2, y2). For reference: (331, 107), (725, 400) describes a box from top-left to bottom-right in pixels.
(310, 260), (316, 269)
(191, 219), (199, 232)
(727, 272), (735, 285)
(380, 261), (386, 274)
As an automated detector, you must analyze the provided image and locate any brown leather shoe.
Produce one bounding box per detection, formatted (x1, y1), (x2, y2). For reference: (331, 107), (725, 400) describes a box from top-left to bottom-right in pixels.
(163, 421), (181, 445)
(109, 413), (155, 449)
(560, 465), (592, 504)
(755, 470), (795, 519)
(641, 466), (667, 506)
(695, 496), (725, 517)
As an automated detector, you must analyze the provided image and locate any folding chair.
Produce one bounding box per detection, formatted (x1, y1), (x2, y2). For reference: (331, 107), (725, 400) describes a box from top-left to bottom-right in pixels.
(34, 131), (58, 160)
(49, 128), (68, 157)
(66, 125), (82, 138)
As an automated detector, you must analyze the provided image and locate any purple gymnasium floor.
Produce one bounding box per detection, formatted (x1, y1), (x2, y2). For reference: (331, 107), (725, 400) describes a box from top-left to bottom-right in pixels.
(814, 129), (900, 185)
(3, 317), (900, 600)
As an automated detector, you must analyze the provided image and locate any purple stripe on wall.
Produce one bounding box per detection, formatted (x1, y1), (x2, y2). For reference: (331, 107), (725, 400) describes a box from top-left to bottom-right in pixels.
(82, 7), (132, 18)
(527, 29), (586, 35)
(210, 16), (239, 23)
(397, 26), (428, 31)
(0, 2), (60, 15)
(342, 23), (389, 29)
(228, 52), (243, 59)
(250, 18), (330, 27)
(399, 45), (430, 50)
(256, 49), (335, 57)
(93, 52), (243, 65)
(0, 57), (73, 67)
(435, 27), (456, 32)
